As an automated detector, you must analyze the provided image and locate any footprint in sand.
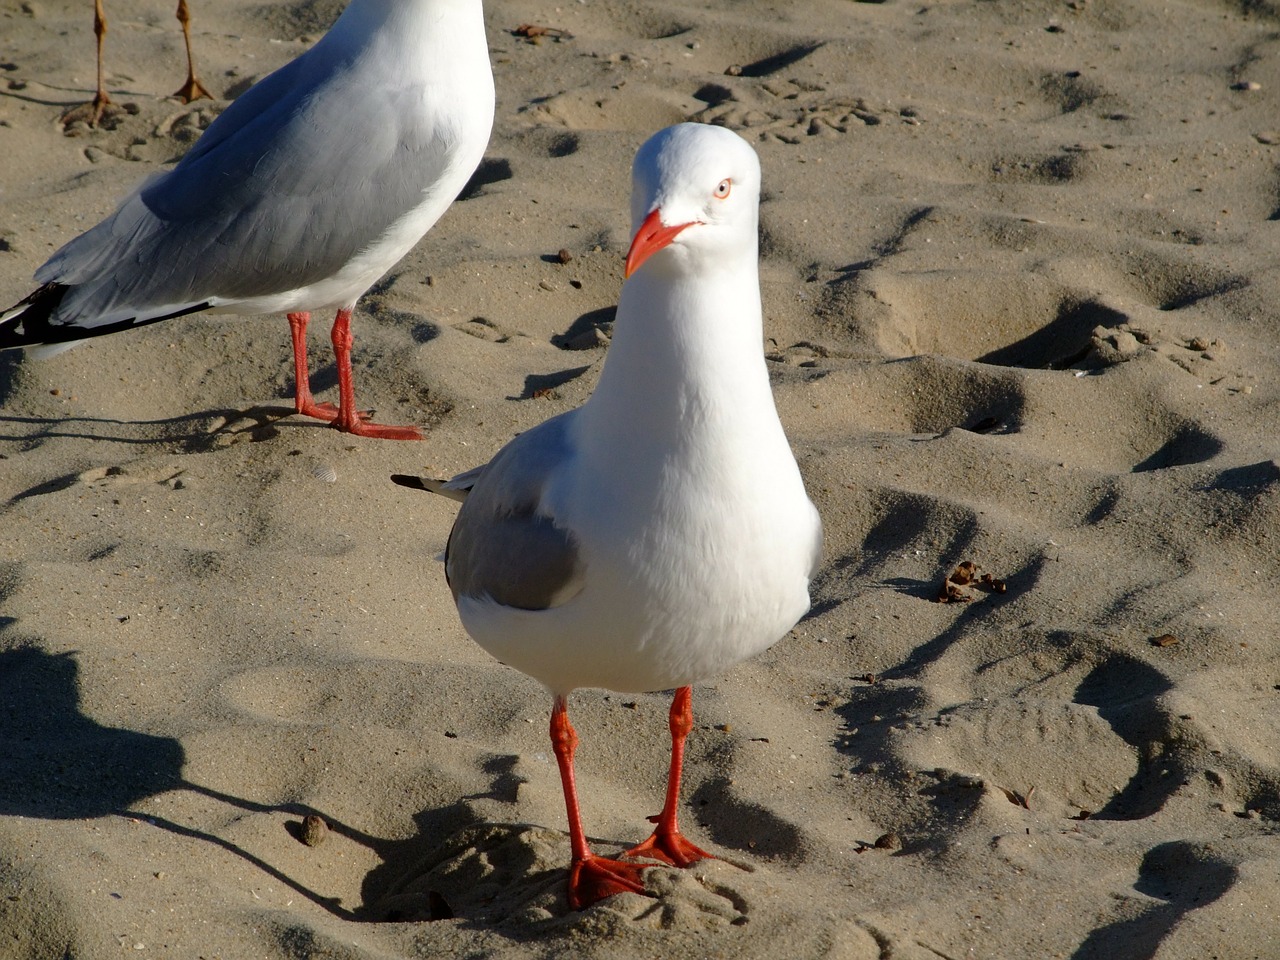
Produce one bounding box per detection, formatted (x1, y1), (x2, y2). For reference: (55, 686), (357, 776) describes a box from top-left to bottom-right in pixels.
(367, 822), (755, 927)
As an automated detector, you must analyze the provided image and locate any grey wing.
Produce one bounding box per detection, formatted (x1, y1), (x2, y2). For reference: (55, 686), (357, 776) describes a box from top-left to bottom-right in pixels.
(37, 48), (466, 325)
(444, 413), (586, 612)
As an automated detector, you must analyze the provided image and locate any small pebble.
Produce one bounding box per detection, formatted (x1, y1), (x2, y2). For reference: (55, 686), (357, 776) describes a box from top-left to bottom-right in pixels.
(873, 832), (902, 851)
(1233, 80), (1261, 91)
(556, 247), (573, 264)
(724, 64), (743, 76)
(300, 814), (329, 847)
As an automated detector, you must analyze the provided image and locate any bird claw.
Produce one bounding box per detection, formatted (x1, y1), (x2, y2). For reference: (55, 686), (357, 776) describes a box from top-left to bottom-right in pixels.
(172, 75), (213, 104)
(295, 401), (342, 422)
(60, 93), (117, 129)
(295, 399), (421, 440)
(333, 420), (424, 441)
(622, 830), (714, 868)
(567, 855), (652, 910)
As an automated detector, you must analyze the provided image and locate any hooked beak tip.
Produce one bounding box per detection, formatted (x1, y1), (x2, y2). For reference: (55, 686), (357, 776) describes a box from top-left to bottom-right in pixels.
(624, 208), (697, 279)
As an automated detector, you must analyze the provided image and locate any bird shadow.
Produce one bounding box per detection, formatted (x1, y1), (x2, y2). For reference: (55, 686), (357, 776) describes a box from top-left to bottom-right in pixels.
(0, 404), (334, 456)
(0, 340), (317, 443)
(0, 642), (583, 928)
(0, 643), (416, 922)
(0, 87), (96, 111)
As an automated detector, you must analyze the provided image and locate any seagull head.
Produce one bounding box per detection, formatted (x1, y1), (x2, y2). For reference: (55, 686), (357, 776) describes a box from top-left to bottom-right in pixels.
(623, 123), (761, 279)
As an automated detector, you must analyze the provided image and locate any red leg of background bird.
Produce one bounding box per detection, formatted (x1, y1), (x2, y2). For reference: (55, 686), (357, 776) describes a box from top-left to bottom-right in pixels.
(328, 308), (423, 439)
(623, 686), (714, 867)
(287, 311), (340, 421)
(61, 0), (113, 126)
(91, 0), (111, 119)
(550, 696), (652, 910)
(171, 0), (212, 103)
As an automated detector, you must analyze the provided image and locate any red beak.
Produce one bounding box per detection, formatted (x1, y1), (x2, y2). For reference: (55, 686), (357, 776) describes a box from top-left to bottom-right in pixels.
(624, 208), (697, 278)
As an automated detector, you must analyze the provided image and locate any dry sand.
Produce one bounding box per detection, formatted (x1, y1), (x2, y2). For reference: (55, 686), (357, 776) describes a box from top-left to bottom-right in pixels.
(2, 0), (1280, 957)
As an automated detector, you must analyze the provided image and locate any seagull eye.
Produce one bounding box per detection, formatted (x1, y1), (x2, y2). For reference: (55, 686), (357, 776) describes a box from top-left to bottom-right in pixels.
(714, 178), (732, 199)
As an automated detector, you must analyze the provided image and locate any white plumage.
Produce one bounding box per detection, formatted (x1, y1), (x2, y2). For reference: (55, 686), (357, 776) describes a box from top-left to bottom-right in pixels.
(395, 122), (822, 909)
(3, 0), (494, 440)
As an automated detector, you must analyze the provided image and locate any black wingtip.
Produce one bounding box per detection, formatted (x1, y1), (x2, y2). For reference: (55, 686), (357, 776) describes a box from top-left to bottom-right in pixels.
(0, 285), (213, 351)
(392, 473), (470, 502)
(391, 474), (430, 491)
(0, 283), (69, 351)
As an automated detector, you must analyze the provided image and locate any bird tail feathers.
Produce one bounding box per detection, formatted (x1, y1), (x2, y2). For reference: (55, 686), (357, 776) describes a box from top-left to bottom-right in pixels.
(0, 283), (211, 354)
(390, 473), (474, 502)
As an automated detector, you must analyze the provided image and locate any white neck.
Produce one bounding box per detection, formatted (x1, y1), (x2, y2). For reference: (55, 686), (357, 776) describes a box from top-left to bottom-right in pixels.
(578, 251), (784, 470)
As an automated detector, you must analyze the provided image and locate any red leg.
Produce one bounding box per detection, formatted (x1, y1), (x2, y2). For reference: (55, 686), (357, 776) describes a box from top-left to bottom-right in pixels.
(623, 686), (714, 867)
(329, 309), (422, 440)
(61, 0), (113, 126)
(287, 312), (339, 422)
(171, 0), (212, 103)
(91, 0), (111, 118)
(551, 696), (652, 910)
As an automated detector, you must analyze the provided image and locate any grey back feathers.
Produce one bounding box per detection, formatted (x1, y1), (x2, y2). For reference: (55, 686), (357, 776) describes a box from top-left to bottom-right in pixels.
(3, 0), (494, 350)
(35, 57), (460, 328)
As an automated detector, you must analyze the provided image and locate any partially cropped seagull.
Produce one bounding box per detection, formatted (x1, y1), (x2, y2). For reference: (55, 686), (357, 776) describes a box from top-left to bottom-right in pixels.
(394, 122), (823, 909)
(63, 0), (212, 126)
(3, 0), (494, 440)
